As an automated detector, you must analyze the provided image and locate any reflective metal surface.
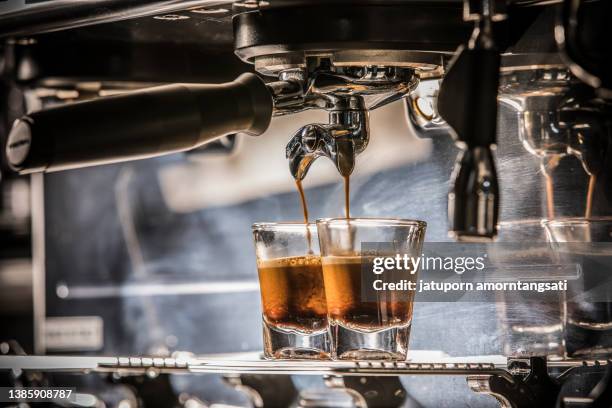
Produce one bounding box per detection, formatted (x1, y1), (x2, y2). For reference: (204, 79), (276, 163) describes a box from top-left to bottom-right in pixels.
(2, 0), (611, 406)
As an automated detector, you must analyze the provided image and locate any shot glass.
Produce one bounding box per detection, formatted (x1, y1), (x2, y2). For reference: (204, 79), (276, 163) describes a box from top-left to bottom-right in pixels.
(494, 221), (564, 357)
(316, 218), (426, 360)
(252, 222), (330, 359)
(543, 217), (612, 358)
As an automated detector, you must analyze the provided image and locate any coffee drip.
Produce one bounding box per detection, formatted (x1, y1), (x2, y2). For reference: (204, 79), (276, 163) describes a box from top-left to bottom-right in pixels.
(295, 179), (314, 253)
(294, 176), (351, 225)
(294, 176), (351, 256)
(343, 176), (350, 220)
(296, 179), (309, 224)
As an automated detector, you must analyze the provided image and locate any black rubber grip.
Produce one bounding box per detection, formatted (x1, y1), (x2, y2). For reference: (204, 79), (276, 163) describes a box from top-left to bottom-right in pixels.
(6, 73), (272, 174)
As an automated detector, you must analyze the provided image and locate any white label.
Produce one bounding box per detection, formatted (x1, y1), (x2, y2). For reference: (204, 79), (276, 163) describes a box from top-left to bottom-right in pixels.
(44, 316), (103, 351)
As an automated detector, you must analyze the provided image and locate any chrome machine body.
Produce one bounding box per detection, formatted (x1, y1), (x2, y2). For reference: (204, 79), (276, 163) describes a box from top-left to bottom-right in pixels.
(0, 0), (611, 407)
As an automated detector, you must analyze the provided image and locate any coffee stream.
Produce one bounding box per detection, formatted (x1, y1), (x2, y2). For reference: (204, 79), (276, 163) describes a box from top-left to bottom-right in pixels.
(296, 179), (309, 224)
(344, 176), (350, 219)
(295, 175), (352, 253)
(296, 179), (314, 253)
(296, 176), (351, 220)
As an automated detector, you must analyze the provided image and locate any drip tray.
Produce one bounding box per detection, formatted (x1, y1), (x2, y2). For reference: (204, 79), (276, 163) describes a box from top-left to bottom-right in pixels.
(1, 350), (605, 378)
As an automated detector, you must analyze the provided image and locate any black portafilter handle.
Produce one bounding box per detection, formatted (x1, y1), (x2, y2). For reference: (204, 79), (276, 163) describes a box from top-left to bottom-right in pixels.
(438, 38), (501, 241)
(5, 73), (273, 174)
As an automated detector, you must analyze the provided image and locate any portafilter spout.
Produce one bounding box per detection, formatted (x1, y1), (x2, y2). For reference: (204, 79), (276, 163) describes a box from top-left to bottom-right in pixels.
(279, 66), (416, 181)
(286, 95), (368, 180)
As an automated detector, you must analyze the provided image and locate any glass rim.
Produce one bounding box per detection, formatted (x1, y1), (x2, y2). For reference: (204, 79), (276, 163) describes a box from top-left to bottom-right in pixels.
(315, 217), (427, 228)
(541, 216), (612, 227)
(252, 222), (317, 231)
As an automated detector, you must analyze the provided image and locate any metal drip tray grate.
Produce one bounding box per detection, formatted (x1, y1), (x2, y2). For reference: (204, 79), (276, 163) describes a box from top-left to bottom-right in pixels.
(2, 350), (606, 378)
(185, 352), (511, 379)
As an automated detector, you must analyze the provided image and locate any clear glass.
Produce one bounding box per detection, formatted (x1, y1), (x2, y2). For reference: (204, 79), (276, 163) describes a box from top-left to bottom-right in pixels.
(543, 217), (612, 358)
(494, 221), (564, 357)
(252, 222), (330, 359)
(316, 218), (427, 360)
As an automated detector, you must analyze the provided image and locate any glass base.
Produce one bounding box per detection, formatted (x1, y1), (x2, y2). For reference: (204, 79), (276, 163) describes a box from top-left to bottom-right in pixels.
(498, 301), (564, 357)
(263, 322), (330, 359)
(502, 323), (564, 357)
(565, 322), (612, 358)
(330, 321), (411, 360)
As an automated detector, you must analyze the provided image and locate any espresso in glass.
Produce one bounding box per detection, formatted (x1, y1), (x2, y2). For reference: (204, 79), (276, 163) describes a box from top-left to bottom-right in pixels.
(317, 218), (426, 360)
(257, 255), (327, 333)
(322, 255), (416, 330)
(253, 223), (330, 359)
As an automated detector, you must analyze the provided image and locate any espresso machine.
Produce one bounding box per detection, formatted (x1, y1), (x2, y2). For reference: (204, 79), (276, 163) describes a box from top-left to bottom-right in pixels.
(1, 0), (612, 407)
